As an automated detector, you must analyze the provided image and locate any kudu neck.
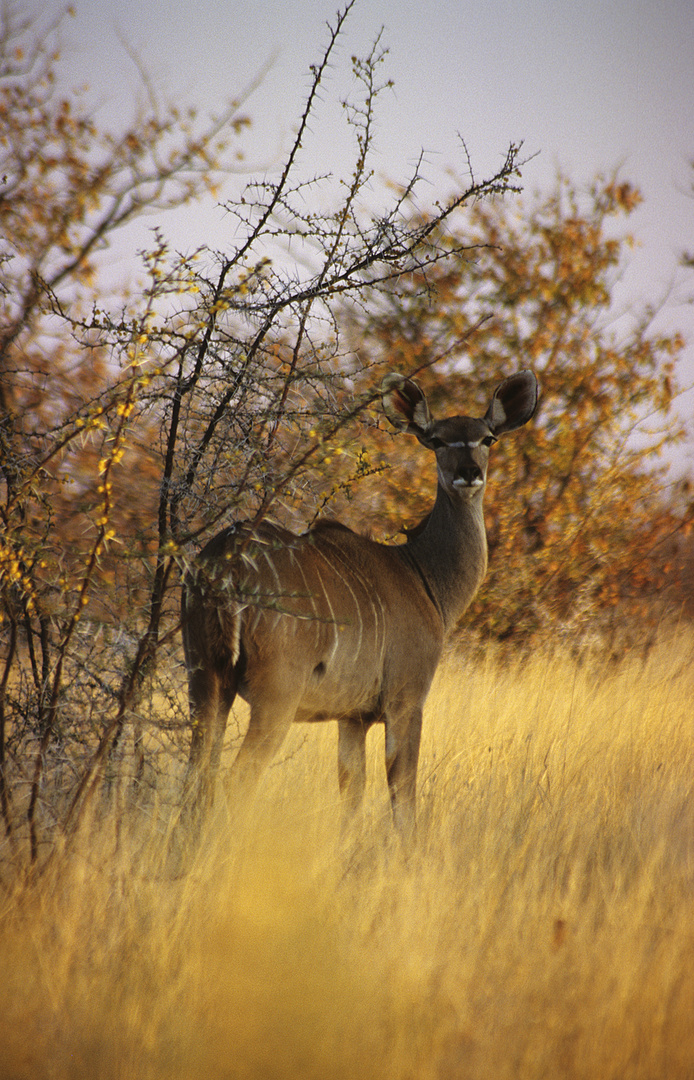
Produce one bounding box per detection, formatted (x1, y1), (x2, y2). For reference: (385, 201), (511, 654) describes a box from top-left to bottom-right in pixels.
(401, 481), (488, 632)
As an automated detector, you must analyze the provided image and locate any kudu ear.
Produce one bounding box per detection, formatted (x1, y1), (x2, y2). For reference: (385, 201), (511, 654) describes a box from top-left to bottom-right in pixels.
(484, 370), (538, 436)
(381, 374), (434, 442)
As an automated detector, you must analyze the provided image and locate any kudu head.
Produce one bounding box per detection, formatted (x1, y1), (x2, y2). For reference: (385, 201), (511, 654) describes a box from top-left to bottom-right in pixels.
(381, 369), (539, 499)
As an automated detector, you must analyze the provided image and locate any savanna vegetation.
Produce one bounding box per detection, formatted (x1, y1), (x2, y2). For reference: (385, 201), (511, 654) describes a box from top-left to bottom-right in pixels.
(2, 636), (694, 1079)
(1, 2), (694, 1077)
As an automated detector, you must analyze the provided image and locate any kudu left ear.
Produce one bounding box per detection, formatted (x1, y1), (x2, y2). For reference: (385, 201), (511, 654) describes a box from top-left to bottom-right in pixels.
(381, 373), (433, 439)
(484, 370), (539, 436)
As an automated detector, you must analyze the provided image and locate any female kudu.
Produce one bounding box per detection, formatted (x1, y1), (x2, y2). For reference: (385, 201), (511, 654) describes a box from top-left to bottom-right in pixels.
(181, 369), (538, 838)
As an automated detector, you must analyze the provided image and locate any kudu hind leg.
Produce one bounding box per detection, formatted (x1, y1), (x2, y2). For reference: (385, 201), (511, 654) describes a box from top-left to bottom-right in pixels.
(385, 708), (423, 842)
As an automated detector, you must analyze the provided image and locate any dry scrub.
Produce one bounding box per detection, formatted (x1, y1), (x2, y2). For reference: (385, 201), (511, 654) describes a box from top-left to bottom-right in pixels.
(1, 633), (693, 1079)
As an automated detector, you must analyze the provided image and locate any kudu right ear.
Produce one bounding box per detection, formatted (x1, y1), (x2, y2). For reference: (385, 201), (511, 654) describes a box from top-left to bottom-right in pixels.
(381, 374), (433, 442)
(484, 370), (539, 436)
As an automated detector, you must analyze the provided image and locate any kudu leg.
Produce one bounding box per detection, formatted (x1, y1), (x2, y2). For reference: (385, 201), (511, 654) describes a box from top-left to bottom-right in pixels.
(337, 718), (367, 833)
(225, 694), (298, 811)
(183, 666), (234, 821)
(385, 709), (423, 841)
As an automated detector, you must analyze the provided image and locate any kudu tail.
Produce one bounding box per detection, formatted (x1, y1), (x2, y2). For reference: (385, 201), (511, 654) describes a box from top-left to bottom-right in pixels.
(179, 571), (242, 841)
(181, 571), (242, 672)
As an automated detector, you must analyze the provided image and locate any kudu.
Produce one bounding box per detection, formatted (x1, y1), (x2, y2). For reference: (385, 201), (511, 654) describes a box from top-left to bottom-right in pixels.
(181, 369), (538, 838)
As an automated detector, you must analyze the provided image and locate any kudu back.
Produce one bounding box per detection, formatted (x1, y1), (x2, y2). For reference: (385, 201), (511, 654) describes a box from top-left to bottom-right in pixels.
(182, 370), (538, 837)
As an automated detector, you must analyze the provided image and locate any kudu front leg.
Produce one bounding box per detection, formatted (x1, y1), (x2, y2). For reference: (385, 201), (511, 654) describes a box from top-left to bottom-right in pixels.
(337, 718), (368, 835)
(224, 695), (298, 816)
(385, 709), (423, 843)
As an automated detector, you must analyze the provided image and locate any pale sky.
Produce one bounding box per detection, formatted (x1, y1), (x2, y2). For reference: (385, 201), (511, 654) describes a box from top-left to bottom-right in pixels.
(58, 0), (694, 456)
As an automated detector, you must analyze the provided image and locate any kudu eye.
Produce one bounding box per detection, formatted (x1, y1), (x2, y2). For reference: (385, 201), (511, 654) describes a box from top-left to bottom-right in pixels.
(481, 435), (497, 448)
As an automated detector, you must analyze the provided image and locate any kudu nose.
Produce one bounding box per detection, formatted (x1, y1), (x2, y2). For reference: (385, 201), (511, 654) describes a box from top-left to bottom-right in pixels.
(453, 466), (483, 488)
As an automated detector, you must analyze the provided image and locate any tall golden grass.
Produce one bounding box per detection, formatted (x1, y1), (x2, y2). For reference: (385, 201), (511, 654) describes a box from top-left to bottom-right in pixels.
(1, 632), (693, 1079)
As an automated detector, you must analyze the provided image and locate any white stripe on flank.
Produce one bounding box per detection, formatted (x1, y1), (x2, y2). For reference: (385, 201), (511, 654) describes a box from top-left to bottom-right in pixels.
(230, 612), (242, 666)
(290, 548), (323, 649)
(289, 549), (317, 616)
(314, 564), (340, 662)
(318, 538), (387, 669)
(262, 549), (282, 593)
(314, 545), (364, 659)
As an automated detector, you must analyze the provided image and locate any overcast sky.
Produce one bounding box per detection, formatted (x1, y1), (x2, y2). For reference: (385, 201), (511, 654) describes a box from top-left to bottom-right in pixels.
(60, 0), (694, 457)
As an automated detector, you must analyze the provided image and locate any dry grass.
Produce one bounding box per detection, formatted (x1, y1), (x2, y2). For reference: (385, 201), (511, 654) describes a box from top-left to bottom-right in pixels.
(1, 631), (694, 1079)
